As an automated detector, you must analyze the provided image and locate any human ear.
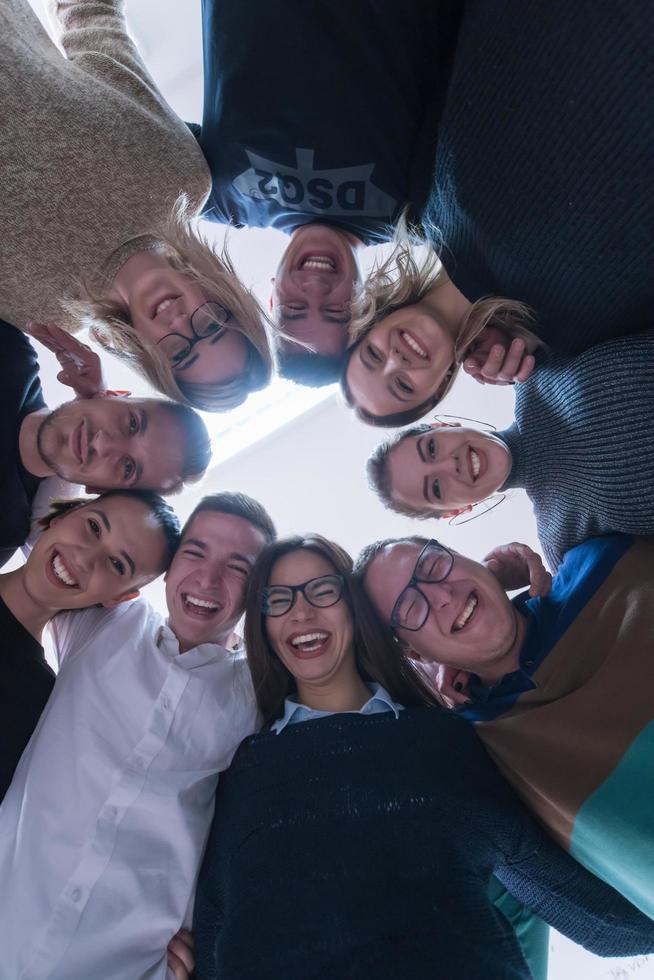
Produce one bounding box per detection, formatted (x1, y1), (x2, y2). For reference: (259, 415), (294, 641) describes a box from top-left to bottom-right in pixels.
(102, 590), (140, 609)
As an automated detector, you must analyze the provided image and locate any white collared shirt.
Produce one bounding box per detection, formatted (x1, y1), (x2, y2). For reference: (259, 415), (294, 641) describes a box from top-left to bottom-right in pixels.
(270, 682), (403, 734)
(0, 599), (259, 980)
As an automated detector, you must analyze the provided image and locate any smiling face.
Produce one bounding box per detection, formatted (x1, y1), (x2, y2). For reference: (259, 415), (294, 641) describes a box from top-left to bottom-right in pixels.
(388, 427), (512, 513)
(346, 304), (456, 419)
(24, 496), (168, 612)
(272, 225), (361, 358)
(116, 252), (249, 387)
(363, 541), (519, 674)
(264, 549), (356, 691)
(165, 511), (267, 652)
(37, 398), (187, 492)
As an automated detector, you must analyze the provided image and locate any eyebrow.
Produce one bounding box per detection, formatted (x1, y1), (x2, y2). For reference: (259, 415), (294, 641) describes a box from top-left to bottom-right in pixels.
(182, 537), (208, 551)
(90, 509), (136, 576)
(229, 551), (255, 566)
(139, 409), (148, 435)
(386, 382), (411, 403)
(416, 437), (426, 463)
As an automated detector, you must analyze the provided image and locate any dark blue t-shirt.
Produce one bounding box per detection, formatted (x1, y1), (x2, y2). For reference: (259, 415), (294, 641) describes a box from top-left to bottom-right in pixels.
(196, 0), (462, 243)
(0, 321), (46, 568)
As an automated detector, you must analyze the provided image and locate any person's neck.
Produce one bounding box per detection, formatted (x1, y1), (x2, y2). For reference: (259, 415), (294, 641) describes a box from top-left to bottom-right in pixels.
(473, 607), (528, 685)
(0, 569), (56, 643)
(295, 663), (371, 715)
(422, 278), (474, 345)
(485, 433), (514, 490)
(18, 410), (54, 478)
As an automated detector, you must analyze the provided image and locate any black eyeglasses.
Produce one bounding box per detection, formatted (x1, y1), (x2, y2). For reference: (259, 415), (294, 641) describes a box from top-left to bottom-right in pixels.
(390, 540), (454, 632)
(156, 302), (234, 369)
(261, 574), (345, 617)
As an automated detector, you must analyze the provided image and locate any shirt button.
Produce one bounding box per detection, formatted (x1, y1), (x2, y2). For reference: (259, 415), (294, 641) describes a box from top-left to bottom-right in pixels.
(106, 806), (118, 821)
(71, 888), (82, 903)
(134, 755), (145, 769)
(162, 695), (171, 710)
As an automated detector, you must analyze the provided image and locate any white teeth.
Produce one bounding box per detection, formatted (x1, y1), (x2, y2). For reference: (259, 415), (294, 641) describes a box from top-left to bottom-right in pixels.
(471, 449), (480, 478)
(401, 331), (428, 359)
(453, 594), (478, 632)
(301, 255), (335, 271)
(154, 297), (176, 317)
(184, 594), (219, 611)
(52, 553), (78, 587)
(291, 632), (328, 649)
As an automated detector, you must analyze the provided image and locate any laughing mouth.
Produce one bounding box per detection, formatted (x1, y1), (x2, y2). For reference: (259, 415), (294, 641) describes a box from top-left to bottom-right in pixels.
(289, 631), (329, 652)
(153, 295), (180, 318)
(452, 592), (478, 632)
(300, 255), (336, 272)
(400, 330), (428, 359)
(51, 551), (79, 588)
(182, 593), (221, 617)
(470, 448), (481, 480)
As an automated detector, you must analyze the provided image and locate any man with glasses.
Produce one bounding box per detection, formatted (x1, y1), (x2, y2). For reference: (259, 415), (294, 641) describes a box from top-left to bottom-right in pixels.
(0, 492), (276, 980)
(354, 532), (654, 925)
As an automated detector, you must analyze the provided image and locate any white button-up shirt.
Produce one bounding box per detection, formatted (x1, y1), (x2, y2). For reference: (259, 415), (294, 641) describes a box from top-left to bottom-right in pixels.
(0, 599), (259, 980)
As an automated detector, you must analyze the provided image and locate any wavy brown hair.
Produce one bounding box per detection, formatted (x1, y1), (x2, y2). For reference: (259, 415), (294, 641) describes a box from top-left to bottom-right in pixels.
(244, 534), (438, 728)
(341, 232), (537, 427)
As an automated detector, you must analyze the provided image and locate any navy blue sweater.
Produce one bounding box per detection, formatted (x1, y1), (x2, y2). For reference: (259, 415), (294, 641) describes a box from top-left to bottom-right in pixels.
(194, 709), (654, 979)
(425, 0), (653, 353)
(196, 0), (462, 242)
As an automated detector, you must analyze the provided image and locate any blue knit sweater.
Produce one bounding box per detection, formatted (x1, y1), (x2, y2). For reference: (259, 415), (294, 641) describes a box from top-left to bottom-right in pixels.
(193, 709), (654, 980)
(498, 330), (654, 571)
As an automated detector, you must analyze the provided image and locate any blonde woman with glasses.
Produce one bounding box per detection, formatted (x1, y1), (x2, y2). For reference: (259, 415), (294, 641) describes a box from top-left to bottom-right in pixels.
(1, 0), (272, 411)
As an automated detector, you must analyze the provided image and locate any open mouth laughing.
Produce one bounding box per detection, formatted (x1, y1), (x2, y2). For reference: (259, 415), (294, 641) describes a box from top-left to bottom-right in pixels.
(399, 329), (429, 361)
(181, 593), (222, 619)
(151, 295), (181, 319)
(287, 630), (331, 658)
(49, 550), (80, 589)
(299, 254), (337, 273)
(452, 591), (478, 632)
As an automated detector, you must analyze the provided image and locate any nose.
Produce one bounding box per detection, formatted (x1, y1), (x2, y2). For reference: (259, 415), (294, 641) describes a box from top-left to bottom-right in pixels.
(424, 581), (454, 608)
(198, 561), (224, 591)
(289, 592), (316, 623)
(90, 428), (122, 458)
(299, 276), (332, 298)
(385, 346), (410, 374)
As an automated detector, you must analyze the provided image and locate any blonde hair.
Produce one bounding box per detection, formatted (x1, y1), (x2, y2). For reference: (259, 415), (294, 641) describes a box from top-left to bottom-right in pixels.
(64, 197), (274, 412)
(342, 229), (536, 427)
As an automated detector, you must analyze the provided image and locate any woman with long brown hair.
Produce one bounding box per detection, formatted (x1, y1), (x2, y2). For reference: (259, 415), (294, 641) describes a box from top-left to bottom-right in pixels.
(192, 534), (654, 980)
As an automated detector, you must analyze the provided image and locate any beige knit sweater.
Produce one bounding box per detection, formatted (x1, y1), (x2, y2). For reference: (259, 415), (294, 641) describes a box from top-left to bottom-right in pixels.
(0, 0), (211, 331)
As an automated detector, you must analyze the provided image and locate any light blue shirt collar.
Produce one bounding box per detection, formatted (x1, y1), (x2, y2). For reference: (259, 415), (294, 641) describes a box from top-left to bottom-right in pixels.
(271, 682), (402, 734)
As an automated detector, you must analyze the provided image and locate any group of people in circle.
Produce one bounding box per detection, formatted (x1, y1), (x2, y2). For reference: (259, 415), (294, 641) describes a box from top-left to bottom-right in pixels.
(1, 0), (653, 978)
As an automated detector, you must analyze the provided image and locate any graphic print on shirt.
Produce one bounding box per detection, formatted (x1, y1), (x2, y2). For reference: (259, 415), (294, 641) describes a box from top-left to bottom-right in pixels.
(232, 148), (398, 219)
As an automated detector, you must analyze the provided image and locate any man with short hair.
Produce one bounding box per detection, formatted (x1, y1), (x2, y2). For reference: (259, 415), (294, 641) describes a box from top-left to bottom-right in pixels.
(356, 532), (654, 922)
(1, 318), (211, 568)
(0, 491), (276, 980)
(193, 0), (462, 385)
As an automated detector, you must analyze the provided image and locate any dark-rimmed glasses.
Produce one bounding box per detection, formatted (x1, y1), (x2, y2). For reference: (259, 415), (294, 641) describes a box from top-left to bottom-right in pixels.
(261, 574), (345, 617)
(390, 540), (454, 632)
(157, 302), (234, 369)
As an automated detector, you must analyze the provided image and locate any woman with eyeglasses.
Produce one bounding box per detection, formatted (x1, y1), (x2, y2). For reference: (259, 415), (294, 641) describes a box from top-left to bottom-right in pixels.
(365, 327), (654, 571)
(2, 0), (272, 412)
(192, 534), (654, 980)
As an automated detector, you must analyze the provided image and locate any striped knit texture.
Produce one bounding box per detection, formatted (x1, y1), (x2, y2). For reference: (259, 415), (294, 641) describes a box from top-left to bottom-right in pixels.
(424, 0), (653, 353)
(498, 330), (654, 571)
